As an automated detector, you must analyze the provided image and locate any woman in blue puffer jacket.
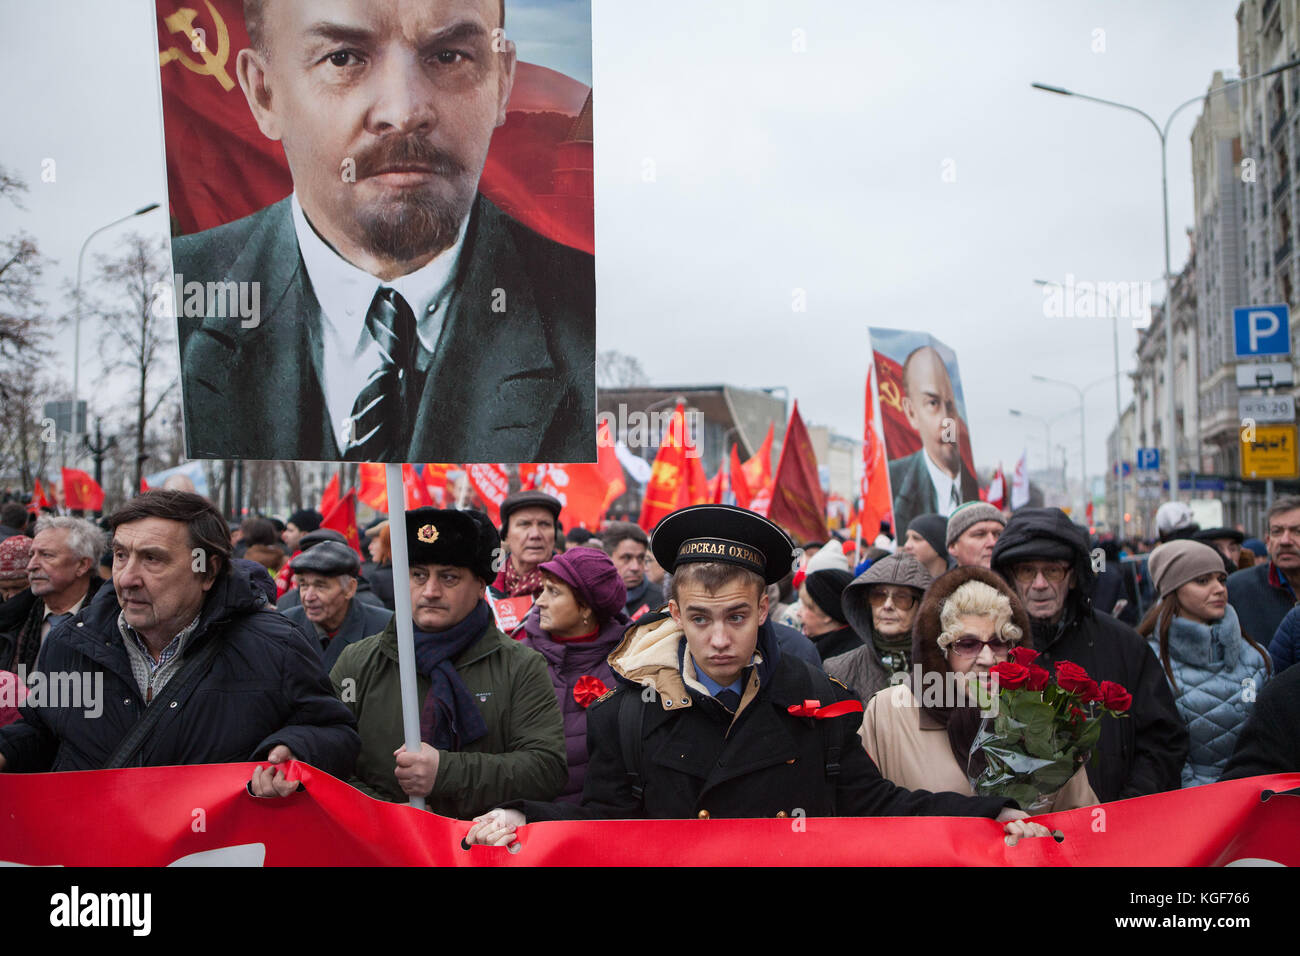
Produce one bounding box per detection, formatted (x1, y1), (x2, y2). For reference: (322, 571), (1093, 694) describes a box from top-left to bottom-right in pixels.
(1138, 540), (1272, 787)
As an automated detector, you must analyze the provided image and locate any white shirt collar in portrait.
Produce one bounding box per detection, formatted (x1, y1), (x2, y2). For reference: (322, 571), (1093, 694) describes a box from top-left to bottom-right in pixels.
(922, 447), (960, 517)
(290, 193), (469, 453)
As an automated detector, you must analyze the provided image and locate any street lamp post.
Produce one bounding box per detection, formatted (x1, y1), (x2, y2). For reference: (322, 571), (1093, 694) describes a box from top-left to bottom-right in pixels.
(1033, 57), (1300, 508)
(1035, 278), (1130, 535)
(1030, 373), (1115, 519)
(73, 203), (161, 445)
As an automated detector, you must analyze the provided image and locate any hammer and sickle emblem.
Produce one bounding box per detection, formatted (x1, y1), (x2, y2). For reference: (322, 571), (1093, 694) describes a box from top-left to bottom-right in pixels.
(879, 379), (902, 413)
(158, 0), (235, 92)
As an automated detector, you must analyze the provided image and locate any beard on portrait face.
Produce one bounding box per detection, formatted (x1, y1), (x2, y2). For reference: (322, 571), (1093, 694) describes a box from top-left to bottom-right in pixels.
(351, 133), (478, 263)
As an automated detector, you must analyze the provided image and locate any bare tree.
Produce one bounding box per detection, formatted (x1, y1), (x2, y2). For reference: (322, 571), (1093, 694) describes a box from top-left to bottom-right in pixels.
(596, 350), (649, 390)
(90, 233), (176, 493)
(0, 166), (51, 363)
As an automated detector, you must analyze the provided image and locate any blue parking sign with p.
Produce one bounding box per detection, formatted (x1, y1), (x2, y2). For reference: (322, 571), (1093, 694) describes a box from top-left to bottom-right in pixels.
(1233, 305), (1291, 358)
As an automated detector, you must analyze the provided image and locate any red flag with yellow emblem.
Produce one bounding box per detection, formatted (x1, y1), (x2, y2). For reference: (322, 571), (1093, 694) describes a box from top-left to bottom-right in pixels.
(638, 403), (707, 530)
(60, 468), (105, 513)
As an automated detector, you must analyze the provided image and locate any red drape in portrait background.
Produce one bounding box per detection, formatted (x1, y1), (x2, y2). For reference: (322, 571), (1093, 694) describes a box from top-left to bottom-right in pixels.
(156, 0), (594, 253)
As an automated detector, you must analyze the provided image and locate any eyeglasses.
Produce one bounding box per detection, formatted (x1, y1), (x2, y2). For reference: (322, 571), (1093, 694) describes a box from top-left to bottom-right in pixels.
(948, 637), (1013, 658)
(1010, 562), (1070, 584)
(867, 588), (918, 610)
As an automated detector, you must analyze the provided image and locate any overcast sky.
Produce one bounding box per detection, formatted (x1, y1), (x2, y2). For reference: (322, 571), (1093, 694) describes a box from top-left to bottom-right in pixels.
(1, 0), (1243, 486)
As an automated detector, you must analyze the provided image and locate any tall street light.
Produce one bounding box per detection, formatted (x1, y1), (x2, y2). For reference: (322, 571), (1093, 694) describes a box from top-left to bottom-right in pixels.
(1033, 57), (1300, 507)
(74, 203), (162, 429)
(1031, 373), (1115, 518)
(1010, 407), (1074, 494)
(1035, 277), (1129, 535)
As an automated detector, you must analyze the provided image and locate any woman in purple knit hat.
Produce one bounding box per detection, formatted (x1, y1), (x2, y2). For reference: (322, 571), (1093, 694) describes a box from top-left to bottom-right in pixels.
(519, 548), (630, 802)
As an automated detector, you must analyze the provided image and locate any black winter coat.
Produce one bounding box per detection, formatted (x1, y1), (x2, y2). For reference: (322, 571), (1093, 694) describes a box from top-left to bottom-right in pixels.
(1220, 659), (1300, 780)
(0, 562), (360, 776)
(520, 619), (1011, 822)
(992, 507), (1188, 802)
(0, 577), (106, 673)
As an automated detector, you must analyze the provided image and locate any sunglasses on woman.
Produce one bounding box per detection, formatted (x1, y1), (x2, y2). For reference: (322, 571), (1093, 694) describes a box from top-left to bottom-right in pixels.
(948, 637), (1013, 657)
(867, 587), (918, 610)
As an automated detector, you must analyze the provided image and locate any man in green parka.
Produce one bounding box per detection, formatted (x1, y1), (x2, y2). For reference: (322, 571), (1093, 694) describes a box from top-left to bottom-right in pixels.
(330, 507), (566, 818)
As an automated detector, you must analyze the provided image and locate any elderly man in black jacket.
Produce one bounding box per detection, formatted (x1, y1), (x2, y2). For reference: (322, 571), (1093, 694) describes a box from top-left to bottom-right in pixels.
(991, 507), (1188, 803)
(467, 504), (1049, 847)
(0, 491), (359, 796)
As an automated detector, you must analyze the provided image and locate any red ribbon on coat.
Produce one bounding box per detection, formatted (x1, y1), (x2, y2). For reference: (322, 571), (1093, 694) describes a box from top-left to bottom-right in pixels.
(573, 676), (609, 708)
(786, 699), (865, 719)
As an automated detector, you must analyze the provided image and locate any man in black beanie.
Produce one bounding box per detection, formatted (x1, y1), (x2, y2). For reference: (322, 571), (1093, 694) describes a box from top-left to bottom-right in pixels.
(902, 513), (950, 578)
(799, 568), (860, 661)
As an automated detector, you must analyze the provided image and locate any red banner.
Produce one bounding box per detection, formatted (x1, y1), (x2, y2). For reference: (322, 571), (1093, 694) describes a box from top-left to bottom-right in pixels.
(1, 764), (1294, 866)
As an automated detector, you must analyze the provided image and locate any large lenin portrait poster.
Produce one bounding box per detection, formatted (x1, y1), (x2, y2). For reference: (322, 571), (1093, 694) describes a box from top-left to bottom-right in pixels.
(154, 0), (595, 464)
(868, 328), (980, 542)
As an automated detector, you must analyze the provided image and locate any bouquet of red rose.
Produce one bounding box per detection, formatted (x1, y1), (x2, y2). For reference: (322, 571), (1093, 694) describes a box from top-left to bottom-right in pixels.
(967, 648), (1131, 812)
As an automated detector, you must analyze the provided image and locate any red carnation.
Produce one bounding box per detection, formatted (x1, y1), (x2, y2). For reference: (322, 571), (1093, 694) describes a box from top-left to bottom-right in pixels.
(1098, 680), (1132, 712)
(989, 661), (1030, 689)
(1054, 660), (1094, 694)
(1009, 646), (1040, 667)
(573, 675), (609, 708)
(1025, 664), (1051, 692)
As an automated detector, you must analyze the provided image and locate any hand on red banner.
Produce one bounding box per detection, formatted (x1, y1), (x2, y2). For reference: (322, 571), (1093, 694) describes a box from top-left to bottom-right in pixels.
(249, 745), (301, 798)
(464, 808), (526, 847)
(996, 808), (1054, 846)
(394, 743), (440, 798)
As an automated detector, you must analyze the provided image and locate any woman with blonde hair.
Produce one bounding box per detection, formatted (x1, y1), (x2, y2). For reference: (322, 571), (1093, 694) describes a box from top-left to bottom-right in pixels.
(861, 566), (1097, 810)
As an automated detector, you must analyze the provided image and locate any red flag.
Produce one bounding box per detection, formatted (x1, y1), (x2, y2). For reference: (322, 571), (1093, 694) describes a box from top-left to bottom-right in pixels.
(742, 421), (775, 492)
(139, 477), (150, 494)
(523, 421), (626, 529)
(27, 479), (51, 513)
(403, 464), (433, 509)
(156, 0), (592, 253)
(707, 467), (725, 505)
(986, 465), (1006, 510)
(728, 445), (752, 509)
(859, 368), (893, 539)
(639, 404), (707, 530)
(423, 464), (452, 507)
(321, 490), (362, 557)
(466, 464), (510, 526)
(60, 468), (105, 512)
(319, 473), (340, 515)
(357, 464), (387, 512)
(766, 402), (827, 543)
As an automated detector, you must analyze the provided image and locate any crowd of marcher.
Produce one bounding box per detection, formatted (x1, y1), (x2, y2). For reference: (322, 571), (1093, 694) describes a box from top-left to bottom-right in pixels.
(0, 486), (1295, 853)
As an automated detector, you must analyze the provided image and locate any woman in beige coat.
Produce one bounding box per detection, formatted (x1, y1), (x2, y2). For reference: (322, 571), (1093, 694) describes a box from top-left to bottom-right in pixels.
(861, 566), (1097, 811)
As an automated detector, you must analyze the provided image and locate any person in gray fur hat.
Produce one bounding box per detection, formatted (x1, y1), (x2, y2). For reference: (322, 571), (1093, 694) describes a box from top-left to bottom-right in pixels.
(825, 552), (934, 703)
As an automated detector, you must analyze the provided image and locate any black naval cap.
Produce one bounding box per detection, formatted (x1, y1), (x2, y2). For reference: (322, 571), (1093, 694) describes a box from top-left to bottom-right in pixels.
(650, 504), (798, 585)
(289, 540), (361, 577)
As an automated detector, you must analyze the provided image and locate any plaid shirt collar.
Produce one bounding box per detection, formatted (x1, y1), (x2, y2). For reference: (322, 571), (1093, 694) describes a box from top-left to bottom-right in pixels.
(118, 612), (203, 671)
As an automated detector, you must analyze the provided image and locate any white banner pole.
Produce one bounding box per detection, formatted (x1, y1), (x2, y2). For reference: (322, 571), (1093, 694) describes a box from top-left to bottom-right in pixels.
(384, 463), (426, 811)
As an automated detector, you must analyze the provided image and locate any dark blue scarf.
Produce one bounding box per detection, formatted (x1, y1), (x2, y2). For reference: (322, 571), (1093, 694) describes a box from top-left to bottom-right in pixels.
(414, 600), (492, 751)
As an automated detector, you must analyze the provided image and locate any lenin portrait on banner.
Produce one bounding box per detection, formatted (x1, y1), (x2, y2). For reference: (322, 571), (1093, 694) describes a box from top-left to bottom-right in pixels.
(164, 0), (595, 463)
(869, 329), (981, 541)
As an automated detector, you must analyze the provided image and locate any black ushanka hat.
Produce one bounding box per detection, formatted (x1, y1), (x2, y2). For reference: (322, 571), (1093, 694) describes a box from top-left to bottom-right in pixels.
(406, 507), (498, 582)
(650, 504), (798, 585)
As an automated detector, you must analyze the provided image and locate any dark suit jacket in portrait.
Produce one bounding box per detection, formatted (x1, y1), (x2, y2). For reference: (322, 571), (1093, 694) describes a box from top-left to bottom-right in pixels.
(888, 449), (981, 540)
(173, 195), (595, 462)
